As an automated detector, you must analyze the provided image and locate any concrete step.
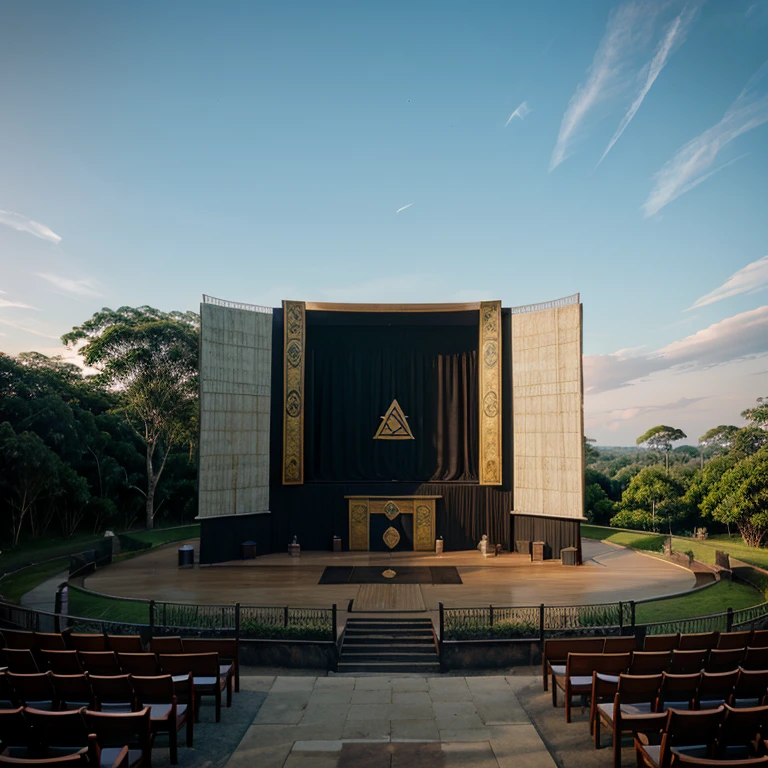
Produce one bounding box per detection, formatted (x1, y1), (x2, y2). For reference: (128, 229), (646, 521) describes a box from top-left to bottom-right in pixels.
(341, 642), (437, 654)
(337, 661), (441, 674)
(341, 652), (439, 662)
(342, 635), (434, 645)
(345, 627), (433, 637)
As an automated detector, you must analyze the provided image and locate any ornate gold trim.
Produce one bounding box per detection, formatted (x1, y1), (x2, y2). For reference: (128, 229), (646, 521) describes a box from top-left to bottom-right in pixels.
(282, 300), (306, 485)
(382, 527), (401, 549)
(349, 500), (370, 551)
(304, 301), (481, 313)
(479, 300), (502, 485)
(414, 502), (435, 551)
(373, 399), (415, 440)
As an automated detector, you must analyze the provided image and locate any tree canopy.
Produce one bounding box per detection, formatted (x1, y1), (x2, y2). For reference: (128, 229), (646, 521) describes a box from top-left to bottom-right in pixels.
(636, 425), (687, 473)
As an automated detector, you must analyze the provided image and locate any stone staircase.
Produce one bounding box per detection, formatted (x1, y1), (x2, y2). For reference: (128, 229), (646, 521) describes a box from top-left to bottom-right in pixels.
(337, 617), (440, 674)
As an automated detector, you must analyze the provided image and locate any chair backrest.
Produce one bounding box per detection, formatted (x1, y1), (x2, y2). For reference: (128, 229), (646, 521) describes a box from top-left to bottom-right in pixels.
(67, 635), (106, 653)
(742, 647), (768, 671)
(544, 637), (605, 665)
(670, 649), (708, 674)
(158, 652), (218, 678)
(697, 670), (740, 703)
(0, 707), (31, 749)
(5, 649), (39, 674)
(77, 652), (120, 676)
(658, 672), (703, 709)
(616, 673), (664, 704)
(41, 651), (83, 675)
(0, 750), (92, 767)
(50, 674), (94, 709)
(150, 637), (184, 654)
(130, 675), (174, 705)
(567, 652), (631, 678)
(679, 632), (718, 651)
(733, 669), (768, 702)
(7, 672), (55, 706)
(644, 634), (680, 652)
(661, 706), (725, 763)
(84, 707), (152, 755)
(23, 706), (91, 749)
(33, 634), (67, 652)
(89, 675), (135, 708)
(749, 631), (768, 649)
(117, 654), (160, 676)
(603, 636), (637, 654)
(718, 632), (753, 650)
(106, 636), (143, 654)
(705, 648), (745, 673)
(630, 651), (672, 675)
(718, 703), (768, 752)
(0, 673), (18, 708)
(1, 631), (36, 651)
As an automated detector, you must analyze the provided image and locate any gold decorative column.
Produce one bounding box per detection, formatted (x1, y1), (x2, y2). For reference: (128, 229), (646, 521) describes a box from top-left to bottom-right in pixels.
(479, 300), (502, 485)
(282, 300), (306, 484)
(349, 500), (370, 551)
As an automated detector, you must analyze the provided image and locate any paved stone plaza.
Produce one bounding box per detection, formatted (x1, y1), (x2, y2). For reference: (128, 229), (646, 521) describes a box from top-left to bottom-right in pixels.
(226, 675), (556, 768)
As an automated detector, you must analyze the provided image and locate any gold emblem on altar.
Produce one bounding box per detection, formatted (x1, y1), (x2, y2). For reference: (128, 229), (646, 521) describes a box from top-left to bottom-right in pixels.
(382, 569), (397, 579)
(373, 399), (415, 440)
(382, 527), (401, 549)
(383, 501), (400, 520)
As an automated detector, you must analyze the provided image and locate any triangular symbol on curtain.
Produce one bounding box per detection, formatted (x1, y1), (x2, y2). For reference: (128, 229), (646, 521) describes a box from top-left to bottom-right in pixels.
(373, 399), (415, 440)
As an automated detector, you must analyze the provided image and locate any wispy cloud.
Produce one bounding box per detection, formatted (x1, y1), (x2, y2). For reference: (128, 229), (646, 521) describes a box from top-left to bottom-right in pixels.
(0, 318), (58, 340)
(504, 101), (531, 127)
(0, 210), (61, 244)
(643, 64), (768, 216)
(598, 6), (697, 166)
(549, 1), (660, 172)
(688, 255), (768, 310)
(0, 298), (36, 309)
(37, 273), (102, 297)
(584, 305), (768, 394)
(396, 203), (414, 214)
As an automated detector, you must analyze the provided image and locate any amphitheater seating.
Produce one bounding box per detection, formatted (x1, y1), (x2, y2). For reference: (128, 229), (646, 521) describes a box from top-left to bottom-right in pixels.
(644, 635), (681, 652)
(88, 675), (135, 714)
(84, 707), (152, 768)
(67, 636), (105, 653)
(542, 637), (612, 690)
(114, 655), (159, 677)
(4, 651), (39, 675)
(7, 673), (56, 711)
(670, 650), (710, 674)
(696, 670), (741, 709)
(679, 632), (719, 651)
(706, 649), (746, 673)
(40, 652), (82, 675)
(719, 632), (755, 650)
(50, 674), (94, 710)
(158, 652), (228, 722)
(105, 638), (142, 655)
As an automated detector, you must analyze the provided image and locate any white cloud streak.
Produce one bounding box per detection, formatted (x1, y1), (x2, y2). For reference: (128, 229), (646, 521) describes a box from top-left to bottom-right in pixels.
(37, 273), (102, 297)
(643, 64), (768, 216)
(0, 318), (59, 340)
(688, 255), (768, 310)
(0, 210), (61, 244)
(549, 1), (659, 172)
(504, 101), (531, 127)
(396, 203), (414, 214)
(584, 305), (768, 394)
(0, 298), (36, 309)
(598, 5), (697, 166)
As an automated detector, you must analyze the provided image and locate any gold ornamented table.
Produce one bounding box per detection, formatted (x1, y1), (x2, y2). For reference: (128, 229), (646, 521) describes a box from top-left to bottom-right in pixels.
(345, 496), (440, 552)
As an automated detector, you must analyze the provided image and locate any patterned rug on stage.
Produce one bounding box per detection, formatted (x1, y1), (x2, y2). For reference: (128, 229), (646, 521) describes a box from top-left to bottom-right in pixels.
(318, 566), (462, 585)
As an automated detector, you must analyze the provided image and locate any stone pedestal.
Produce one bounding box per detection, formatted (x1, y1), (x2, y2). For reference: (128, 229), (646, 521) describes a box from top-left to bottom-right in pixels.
(288, 543), (301, 558)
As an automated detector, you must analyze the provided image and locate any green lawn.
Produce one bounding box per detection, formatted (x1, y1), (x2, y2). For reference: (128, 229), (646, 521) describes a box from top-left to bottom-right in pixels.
(636, 580), (763, 624)
(124, 524), (199, 547)
(581, 525), (666, 552)
(0, 557), (70, 603)
(68, 586), (149, 624)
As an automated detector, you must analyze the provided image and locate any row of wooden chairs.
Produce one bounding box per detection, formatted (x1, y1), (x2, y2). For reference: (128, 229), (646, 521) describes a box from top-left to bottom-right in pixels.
(0, 673), (192, 765)
(543, 631), (768, 690)
(0, 705), (153, 768)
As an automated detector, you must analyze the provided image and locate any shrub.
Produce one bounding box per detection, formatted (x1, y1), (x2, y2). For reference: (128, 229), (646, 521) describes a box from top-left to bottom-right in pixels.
(239, 619), (332, 641)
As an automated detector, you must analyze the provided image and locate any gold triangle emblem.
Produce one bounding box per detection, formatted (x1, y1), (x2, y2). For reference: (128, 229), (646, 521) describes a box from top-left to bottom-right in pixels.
(373, 399), (415, 440)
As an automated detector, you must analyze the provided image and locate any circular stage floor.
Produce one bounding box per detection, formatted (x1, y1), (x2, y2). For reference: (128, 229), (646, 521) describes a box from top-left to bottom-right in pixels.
(84, 539), (695, 614)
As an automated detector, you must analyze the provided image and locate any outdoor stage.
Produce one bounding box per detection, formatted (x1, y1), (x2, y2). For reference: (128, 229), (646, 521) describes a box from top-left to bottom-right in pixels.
(84, 539), (696, 620)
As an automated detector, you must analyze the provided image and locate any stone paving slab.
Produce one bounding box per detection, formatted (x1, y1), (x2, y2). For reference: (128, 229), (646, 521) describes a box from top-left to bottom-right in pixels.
(225, 675), (556, 768)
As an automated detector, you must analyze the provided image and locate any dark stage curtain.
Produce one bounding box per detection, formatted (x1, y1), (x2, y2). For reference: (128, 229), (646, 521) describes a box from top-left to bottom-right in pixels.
(305, 324), (478, 482)
(511, 514), (582, 560)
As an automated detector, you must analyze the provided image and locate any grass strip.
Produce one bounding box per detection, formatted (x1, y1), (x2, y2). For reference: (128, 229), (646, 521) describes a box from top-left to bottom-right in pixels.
(0, 557), (70, 603)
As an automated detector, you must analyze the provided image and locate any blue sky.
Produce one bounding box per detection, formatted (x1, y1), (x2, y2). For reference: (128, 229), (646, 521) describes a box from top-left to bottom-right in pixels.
(0, 0), (767, 445)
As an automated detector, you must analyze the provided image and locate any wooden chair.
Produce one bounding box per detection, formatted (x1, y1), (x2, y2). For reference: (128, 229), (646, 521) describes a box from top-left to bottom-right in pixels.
(67, 636), (106, 653)
(644, 635), (681, 652)
(23, 707), (92, 757)
(89, 675), (135, 713)
(696, 670), (741, 710)
(77, 653), (120, 676)
(679, 633), (719, 651)
(50, 674), (95, 711)
(670, 754), (768, 766)
(84, 707), (153, 768)
(34, 635), (67, 652)
(106, 637), (143, 655)
(742, 648), (768, 671)
(5, 651), (39, 674)
(716, 703), (768, 759)
(117, 655), (160, 677)
(7, 672), (56, 710)
(657, 673), (702, 711)
(749, 631), (768, 649)
(0, 674), (19, 709)
(635, 706), (725, 768)
(603, 636), (638, 654)
(149, 638), (183, 655)
(181, 638), (239, 693)
(590, 672), (620, 736)
(669, 650), (708, 675)
(131, 675), (192, 764)
(553, 652), (632, 723)
(0, 749), (98, 767)
(632, 652), (673, 676)
(733, 670), (768, 708)
(706, 648), (745, 673)
(41, 652), (83, 675)
(718, 632), (754, 650)
(594, 673), (666, 768)
(542, 637), (606, 691)
(159, 652), (227, 722)
(0, 707), (33, 755)
(1, 632), (36, 651)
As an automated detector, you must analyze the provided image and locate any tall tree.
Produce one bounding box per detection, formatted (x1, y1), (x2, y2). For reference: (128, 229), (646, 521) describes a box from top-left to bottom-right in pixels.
(63, 307), (199, 529)
(699, 425), (739, 461)
(613, 466), (688, 533)
(636, 425), (687, 474)
(742, 396), (768, 430)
